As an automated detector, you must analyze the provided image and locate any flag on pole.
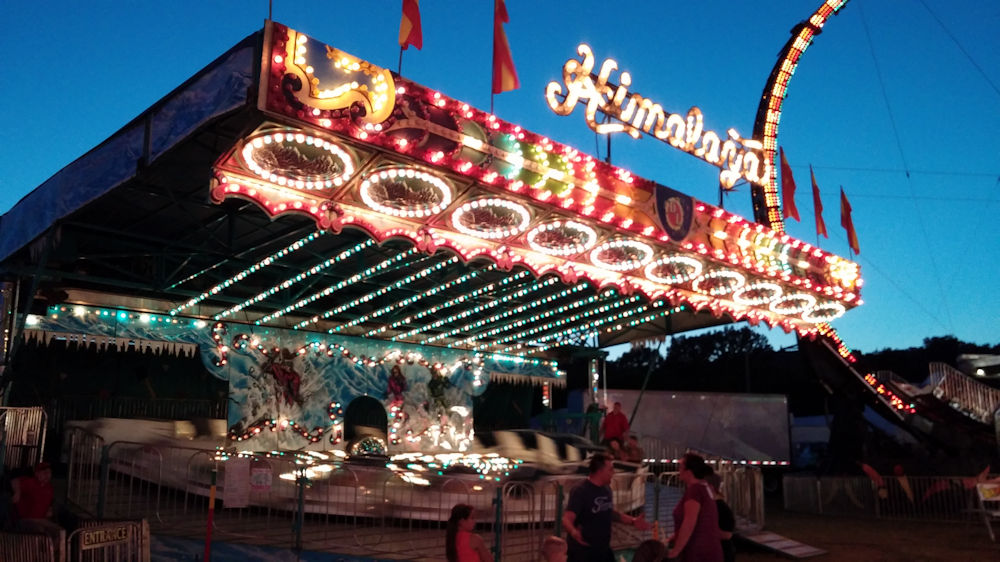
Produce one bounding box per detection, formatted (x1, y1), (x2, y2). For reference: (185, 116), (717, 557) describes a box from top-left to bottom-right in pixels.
(398, 0), (422, 50)
(492, 0), (519, 94)
(811, 166), (828, 238)
(779, 147), (800, 221)
(840, 187), (860, 254)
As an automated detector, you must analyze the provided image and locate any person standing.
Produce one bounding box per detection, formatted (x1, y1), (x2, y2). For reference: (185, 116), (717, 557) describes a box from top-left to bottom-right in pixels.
(445, 503), (493, 562)
(666, 453), (722, 562)
(705, 472), (736, 562)
(562, 453), (650, 562)
(600, 402), (629, 444)
(12, 462), (62, 560)
(624, 435), (645, 463)
(12, 462), (54, 521)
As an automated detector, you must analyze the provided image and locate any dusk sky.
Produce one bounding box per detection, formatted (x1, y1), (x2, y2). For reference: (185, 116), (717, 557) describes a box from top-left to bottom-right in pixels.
(2, 1), (998, 357)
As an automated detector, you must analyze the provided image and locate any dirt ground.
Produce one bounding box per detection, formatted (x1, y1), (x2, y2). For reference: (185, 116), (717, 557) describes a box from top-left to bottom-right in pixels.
(738, 504), (999, 561)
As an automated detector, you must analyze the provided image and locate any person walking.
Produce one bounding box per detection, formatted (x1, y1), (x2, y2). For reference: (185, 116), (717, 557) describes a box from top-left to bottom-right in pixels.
(562, 453), (650, 562)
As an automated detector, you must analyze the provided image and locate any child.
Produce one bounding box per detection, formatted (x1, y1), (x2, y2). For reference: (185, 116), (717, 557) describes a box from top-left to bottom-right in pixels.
(446, 504), (493, 562)
(540, 535), (567, 562)
(631, 539), (667, 562)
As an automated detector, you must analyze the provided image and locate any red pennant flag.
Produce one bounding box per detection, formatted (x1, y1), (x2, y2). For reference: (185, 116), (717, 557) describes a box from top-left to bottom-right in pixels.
(492, 0), (520, 94)
(811, 166), (828, 238)
(398, 0), (422, 50)
(779, 147), (800, 221)
(840, 187), (860, 254)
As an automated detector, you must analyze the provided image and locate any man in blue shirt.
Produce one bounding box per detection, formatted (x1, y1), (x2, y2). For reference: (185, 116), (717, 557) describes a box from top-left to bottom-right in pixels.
(562, 453), (650, 562)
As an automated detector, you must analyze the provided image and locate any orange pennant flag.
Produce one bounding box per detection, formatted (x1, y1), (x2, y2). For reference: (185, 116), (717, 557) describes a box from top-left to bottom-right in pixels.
(398, 0), (422, 50)
(811, 166), (827, 238)
(840, 187), (860, 254)
(779, 147), (800, 221)
(492, 0), (519, 94)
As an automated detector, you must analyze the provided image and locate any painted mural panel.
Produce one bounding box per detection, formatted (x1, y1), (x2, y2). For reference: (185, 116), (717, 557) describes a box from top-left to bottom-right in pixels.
(25, 306), (563, 450)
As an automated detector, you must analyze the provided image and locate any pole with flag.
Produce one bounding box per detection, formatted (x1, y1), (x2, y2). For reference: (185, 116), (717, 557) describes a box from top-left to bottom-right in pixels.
(840, 186), (860, 256)
(491, 0), (519, 113)
(810, 165), (828, 244)
(779, 147), (800, 222)
(398, 0), (422, 74)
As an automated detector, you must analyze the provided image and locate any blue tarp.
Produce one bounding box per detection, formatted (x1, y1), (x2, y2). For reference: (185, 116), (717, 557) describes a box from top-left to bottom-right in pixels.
(0, 34), (257, 263)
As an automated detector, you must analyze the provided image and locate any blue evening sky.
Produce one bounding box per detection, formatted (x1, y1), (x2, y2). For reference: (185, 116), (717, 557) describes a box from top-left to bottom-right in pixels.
(2, 1), (998, 355)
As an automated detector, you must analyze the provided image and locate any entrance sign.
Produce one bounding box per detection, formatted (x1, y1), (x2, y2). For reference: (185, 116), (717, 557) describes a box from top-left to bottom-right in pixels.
(546, 45), (768, 189)
(81, 525), (130, 550)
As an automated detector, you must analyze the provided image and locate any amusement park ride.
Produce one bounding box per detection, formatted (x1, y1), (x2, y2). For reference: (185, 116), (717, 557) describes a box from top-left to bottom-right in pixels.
(0, 1), (996, 525)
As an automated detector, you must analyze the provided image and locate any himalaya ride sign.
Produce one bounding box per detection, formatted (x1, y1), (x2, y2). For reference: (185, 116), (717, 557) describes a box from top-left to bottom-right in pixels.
(546, 45), (768, 190)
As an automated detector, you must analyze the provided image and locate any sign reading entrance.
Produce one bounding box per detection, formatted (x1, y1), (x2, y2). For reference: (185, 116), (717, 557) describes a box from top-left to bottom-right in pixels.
(81, 525), (131, 550)
(545, 44), (769, 189)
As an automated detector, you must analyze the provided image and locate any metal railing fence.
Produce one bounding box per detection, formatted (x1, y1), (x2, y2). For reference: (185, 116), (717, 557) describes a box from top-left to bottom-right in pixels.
(66, 427), (105, 516)
(65, 434), (693, 560)
(929, 362), (1000, 424)
(633, 437), (765, 533)
(784, 473), (993, 522)
(0, 406), (47, 473)
(0, 532), (55, 562)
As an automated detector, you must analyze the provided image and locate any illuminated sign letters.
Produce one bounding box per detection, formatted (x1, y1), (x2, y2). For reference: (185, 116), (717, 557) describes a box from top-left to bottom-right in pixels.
(546, 44), (769, 189)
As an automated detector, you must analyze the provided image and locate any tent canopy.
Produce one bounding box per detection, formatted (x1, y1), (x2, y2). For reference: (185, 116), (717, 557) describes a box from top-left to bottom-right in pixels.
(0, 22), (861, 362)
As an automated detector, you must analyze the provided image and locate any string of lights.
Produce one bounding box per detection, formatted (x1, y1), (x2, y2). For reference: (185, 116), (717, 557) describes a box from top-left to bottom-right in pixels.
(388, 271), (531, 341)
(215, 239), (374, 321)
(473, 293), (613, 350)
(426, 280), (585, 345)
(488, 295), (643, 352)
(449, 283), (592, 348)
(604, 304), (685, 333)
(499, 297), (656, 354)
(291, 255), (460, 332)
(414, 277), (560, 343)
(361, 266), (496, 337)
(170, 231), (324, 316)
(255, 247), (418, 326)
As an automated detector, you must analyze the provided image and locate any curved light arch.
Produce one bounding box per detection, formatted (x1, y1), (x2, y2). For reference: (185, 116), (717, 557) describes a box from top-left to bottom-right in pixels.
(750, 0), (851, 231)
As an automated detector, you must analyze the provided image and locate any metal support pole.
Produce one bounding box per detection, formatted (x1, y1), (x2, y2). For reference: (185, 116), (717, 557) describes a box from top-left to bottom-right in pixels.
(295, 468), (306, 551)
(629, 342), (665, 427)
(97, 445), (110, 519)
(555, 483), (564, 537)
(653, 477), (661, 527)
(493, 486), (503, 561)
(204, 464), (217, 561)
(816, 478), (823, 515)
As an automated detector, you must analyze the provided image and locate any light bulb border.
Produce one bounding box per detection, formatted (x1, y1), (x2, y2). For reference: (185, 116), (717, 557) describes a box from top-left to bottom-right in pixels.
(359, 166), (454, 218)
(525, 220), (598, 256)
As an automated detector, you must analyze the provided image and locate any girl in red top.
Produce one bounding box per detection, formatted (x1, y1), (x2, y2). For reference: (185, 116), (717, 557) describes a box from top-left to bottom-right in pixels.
(446, 504), (493, 562)
(12, 462), (54, 520)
